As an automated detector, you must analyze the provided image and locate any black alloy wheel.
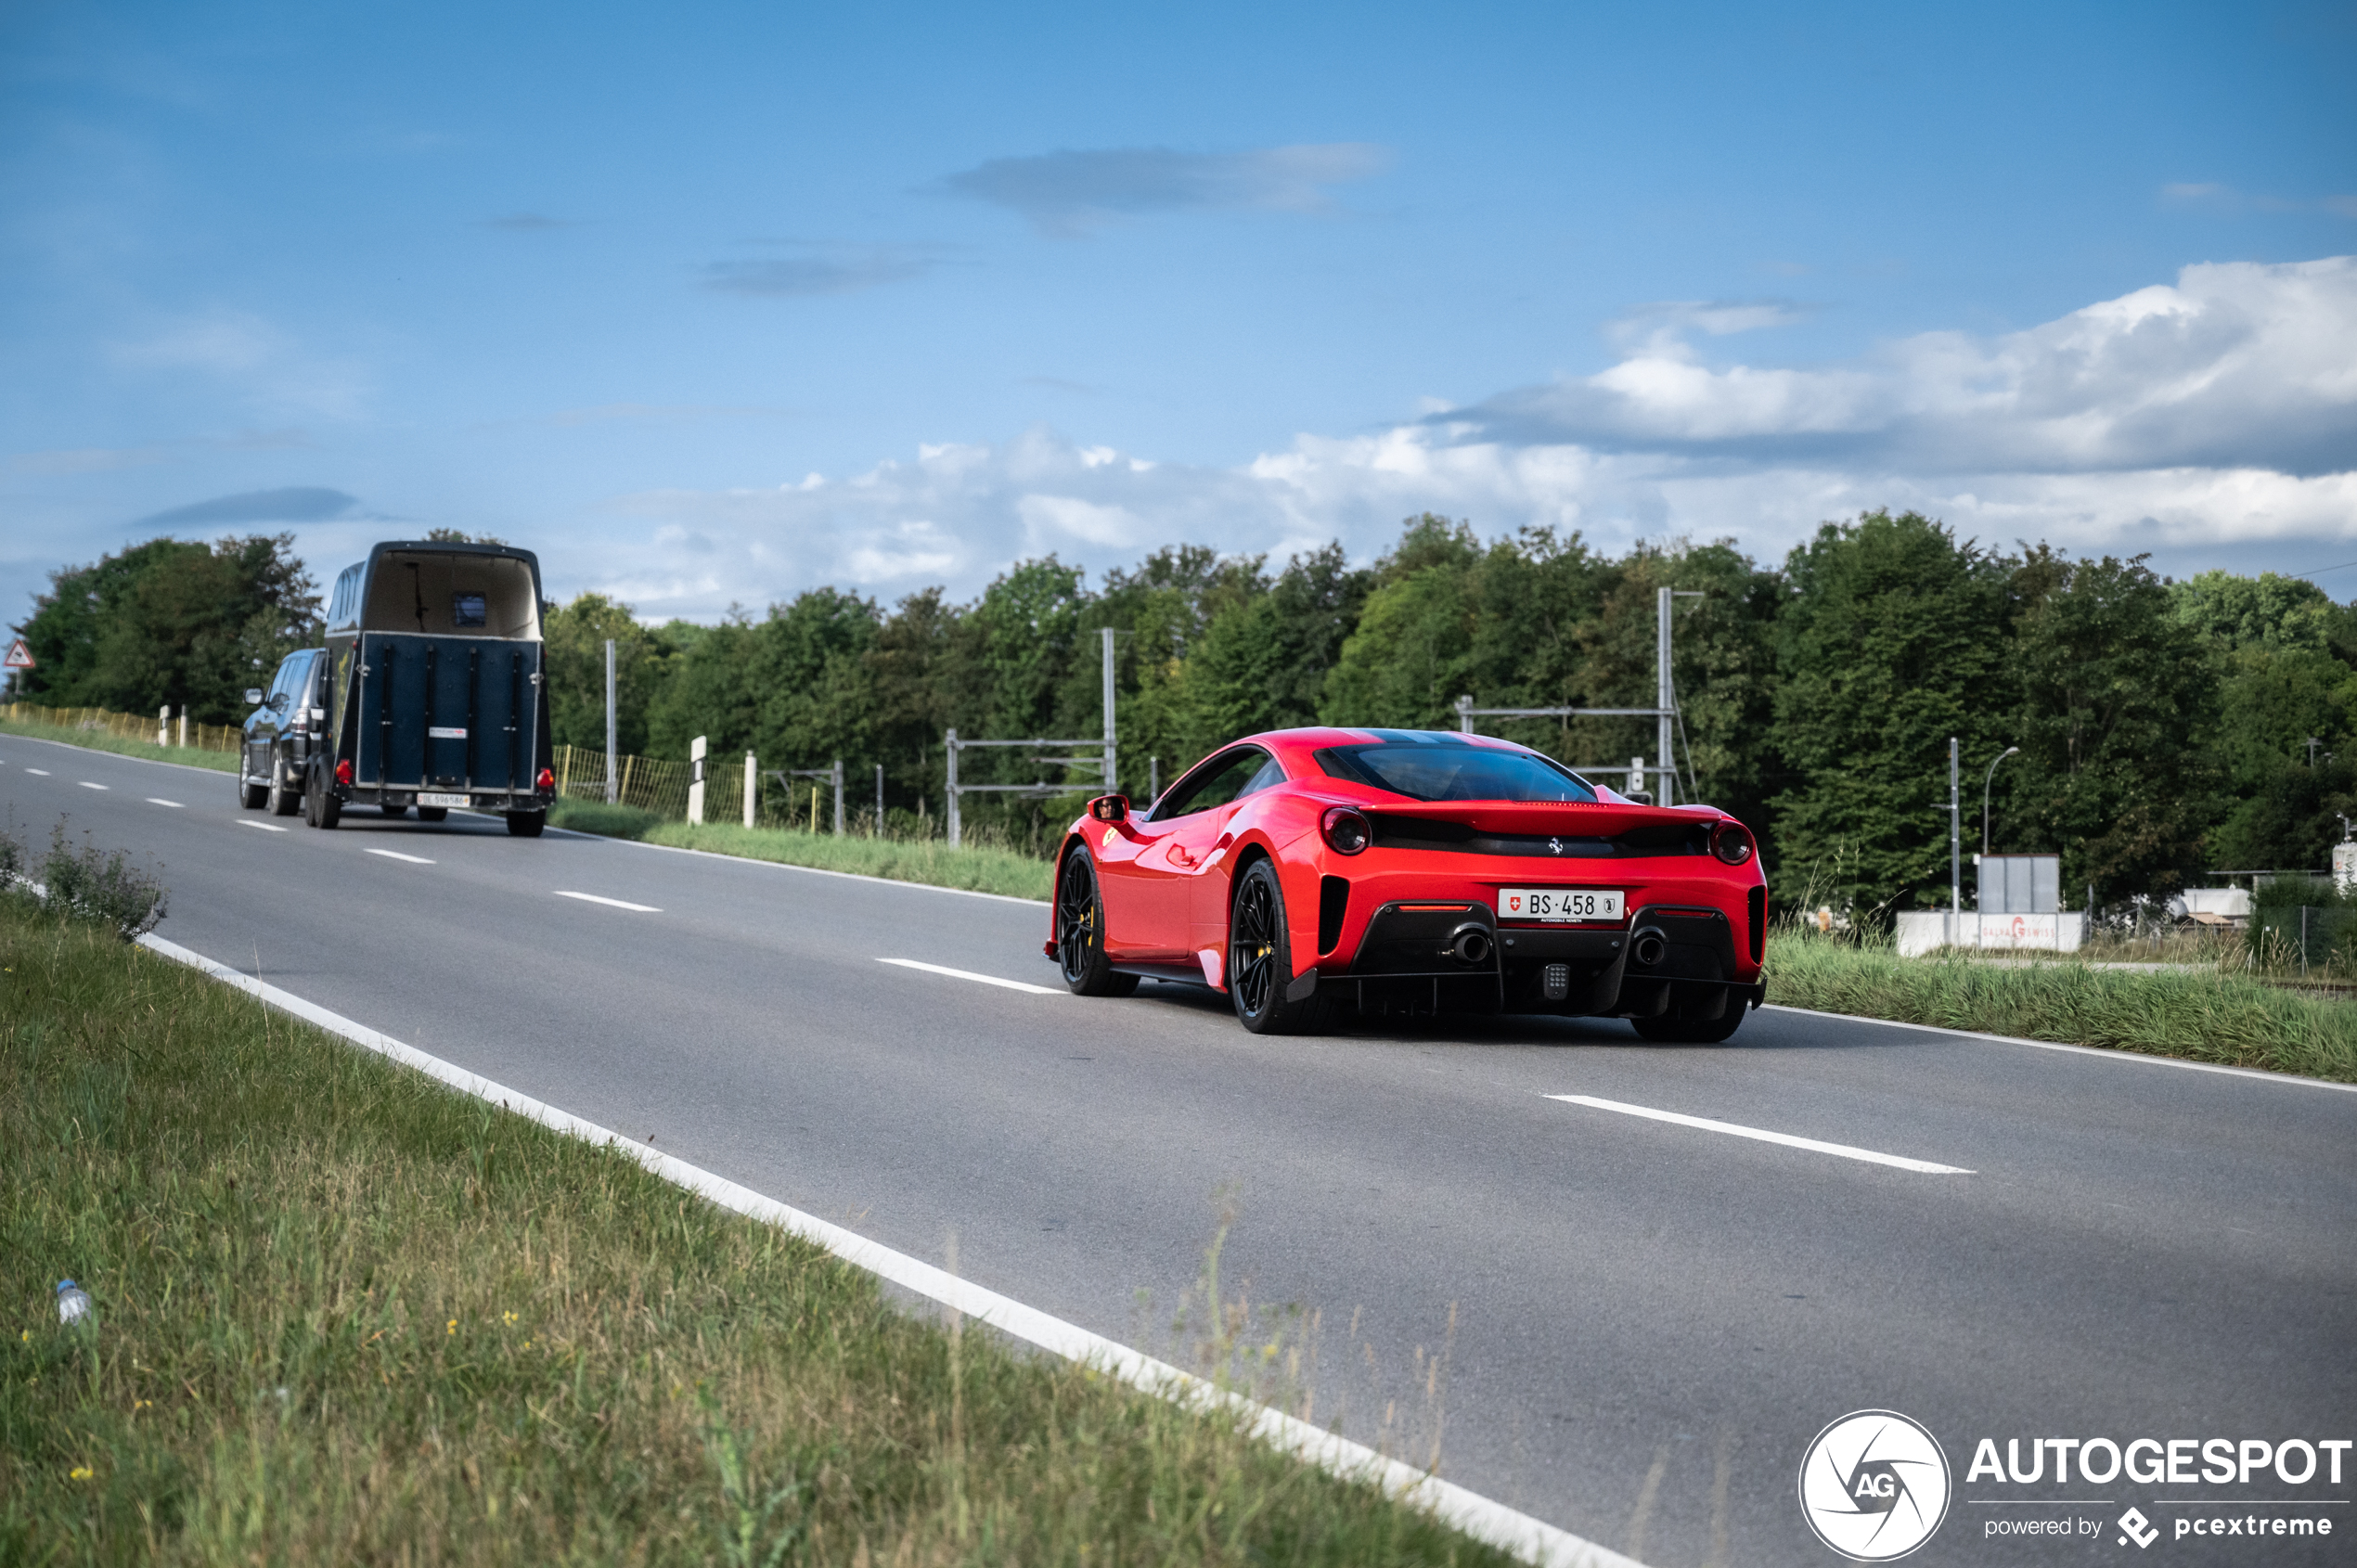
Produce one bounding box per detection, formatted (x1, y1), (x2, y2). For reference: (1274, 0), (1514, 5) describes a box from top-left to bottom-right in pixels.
(1055, 848), (1138, 997)
(1229, 858), (1323, 1035)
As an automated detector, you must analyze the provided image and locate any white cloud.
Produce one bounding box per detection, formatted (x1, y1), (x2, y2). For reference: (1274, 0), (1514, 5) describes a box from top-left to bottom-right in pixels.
(579, 257), (2357, 621)
(111, 309), (368, 421)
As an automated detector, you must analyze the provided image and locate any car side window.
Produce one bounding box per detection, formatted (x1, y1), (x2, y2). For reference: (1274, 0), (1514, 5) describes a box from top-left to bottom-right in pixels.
(1153, 748), (1274, 820)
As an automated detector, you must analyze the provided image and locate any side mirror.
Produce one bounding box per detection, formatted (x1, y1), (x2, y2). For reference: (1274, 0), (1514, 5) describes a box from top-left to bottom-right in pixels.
(1088, 794), (1129, 824)
(245, 688), (264, 706)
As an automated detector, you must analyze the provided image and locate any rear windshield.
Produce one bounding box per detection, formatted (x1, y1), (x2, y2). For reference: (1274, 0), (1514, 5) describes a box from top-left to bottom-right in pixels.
(1317, 743), (1597, 803)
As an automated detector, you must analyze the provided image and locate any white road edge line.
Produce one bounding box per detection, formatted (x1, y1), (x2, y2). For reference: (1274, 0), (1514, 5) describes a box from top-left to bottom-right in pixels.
(237, 820), (290, 833)
(552, 889), (662, 913)
(1762, 1003), (2357, 1095)
(147, 798), (185, 808)
(367, 848), (436, 865)
(879, 957), (1062, 996)
(578, 829), (1049, 906)
(78, 780), (109, 790)
(0, 731), (237, 778)
(1548, 1094), (1975, 1175)
(131, 932), (1638, 1568)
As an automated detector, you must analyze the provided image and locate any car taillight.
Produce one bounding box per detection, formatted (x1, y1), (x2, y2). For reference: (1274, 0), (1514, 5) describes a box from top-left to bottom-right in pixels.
(536, 767), (554, 790)
(1711, 820), (1754, 866)
(1321, 805), (1372, 855)
(334, 759), (353, 786)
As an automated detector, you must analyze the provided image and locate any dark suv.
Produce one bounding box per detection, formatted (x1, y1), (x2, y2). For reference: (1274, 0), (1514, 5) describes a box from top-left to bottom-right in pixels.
(238, 650), (343, 816)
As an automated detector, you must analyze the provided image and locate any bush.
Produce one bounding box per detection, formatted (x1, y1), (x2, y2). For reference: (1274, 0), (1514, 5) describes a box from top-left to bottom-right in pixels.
(547, 796), (665, 840)
(3, 819), (169, 941)
(2248, 875), (2357, 972)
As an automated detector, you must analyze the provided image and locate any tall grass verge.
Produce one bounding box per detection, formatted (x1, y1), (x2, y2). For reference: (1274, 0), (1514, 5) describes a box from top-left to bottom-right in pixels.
(549, 799), (1052, 901)
(1769, 927), (2357, 1083)
(0, 713), (237, 774)
(2, 892), (1496, 1564)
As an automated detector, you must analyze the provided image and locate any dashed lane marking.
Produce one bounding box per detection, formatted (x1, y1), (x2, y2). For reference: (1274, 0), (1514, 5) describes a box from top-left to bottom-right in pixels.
(148, 798), (185, 808)
(237, 820), (290, 833)
(552, 890), (661, 913)
(1546, 1093), (1975, 1175)
(367, 848), (436, 865)
(25, 767), (50, 775)
(878, 958), (1062, 996)
(78, 780), (109, 790)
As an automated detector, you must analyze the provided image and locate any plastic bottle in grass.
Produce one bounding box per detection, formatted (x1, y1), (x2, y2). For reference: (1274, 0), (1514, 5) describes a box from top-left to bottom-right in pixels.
(56, 1279), (92, 1325)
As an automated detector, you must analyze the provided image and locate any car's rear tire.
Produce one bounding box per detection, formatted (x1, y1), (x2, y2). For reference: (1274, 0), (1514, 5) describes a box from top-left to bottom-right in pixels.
(267, 764), (300, 816)
(1055, 847), (1139, 996)
(416, 806), (448, 822)
(1230, 858), (1325, 1035)
(506, 810), (546, 838)
(238, 766), (266, 810)
(1631, 997), (1745, 1043)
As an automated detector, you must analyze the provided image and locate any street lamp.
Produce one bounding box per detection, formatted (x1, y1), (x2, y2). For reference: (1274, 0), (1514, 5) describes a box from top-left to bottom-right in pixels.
(1982, 746), (2020, 858)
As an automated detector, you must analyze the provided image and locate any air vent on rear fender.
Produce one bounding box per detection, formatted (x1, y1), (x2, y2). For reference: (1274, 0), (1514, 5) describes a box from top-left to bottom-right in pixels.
(1319, 877), (1351, 955)
(1747, 886), (1766, 963)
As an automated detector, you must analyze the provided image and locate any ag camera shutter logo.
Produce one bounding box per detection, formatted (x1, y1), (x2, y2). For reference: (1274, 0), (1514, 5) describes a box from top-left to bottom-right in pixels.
(1797, 1409), (1952, 1561)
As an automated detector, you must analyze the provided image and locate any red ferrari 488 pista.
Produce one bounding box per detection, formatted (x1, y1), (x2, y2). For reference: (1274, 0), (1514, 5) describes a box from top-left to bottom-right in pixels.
(1047, 727), (1766, 1038)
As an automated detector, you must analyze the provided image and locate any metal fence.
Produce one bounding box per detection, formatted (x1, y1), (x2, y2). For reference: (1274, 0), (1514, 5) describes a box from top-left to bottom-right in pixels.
(1, 701), (240, 754)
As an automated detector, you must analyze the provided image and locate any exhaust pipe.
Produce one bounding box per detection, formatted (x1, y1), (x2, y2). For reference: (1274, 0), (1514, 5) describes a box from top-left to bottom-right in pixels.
(1447, 923), (1494, 966)
(1629, 927), (1668, 968)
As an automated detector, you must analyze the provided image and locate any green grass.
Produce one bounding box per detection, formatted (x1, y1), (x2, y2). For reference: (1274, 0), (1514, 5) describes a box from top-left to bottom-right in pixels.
(0, 715), (236, 774)
(549, 799), (1053, 902)
(0, 890), (1506, 1566)
(1769, 930), (2357, 1083)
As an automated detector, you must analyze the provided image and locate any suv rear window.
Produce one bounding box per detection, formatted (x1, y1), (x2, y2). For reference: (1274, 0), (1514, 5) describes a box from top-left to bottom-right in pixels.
(1317, 743), (1596, 803)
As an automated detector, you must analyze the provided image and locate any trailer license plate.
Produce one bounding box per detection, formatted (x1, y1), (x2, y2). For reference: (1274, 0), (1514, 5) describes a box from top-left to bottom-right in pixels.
(418, 791), (470, 808)
(1500, 888), (1623, 922)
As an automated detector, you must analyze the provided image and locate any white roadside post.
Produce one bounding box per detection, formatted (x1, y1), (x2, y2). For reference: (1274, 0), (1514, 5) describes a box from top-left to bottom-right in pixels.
(603, 638), (618, 804)
(945, 728), (960, 848)
(1101, 625), (1117, 795)
(1629, 754), (1646, 802)
(874, 763), (883, 837)
(177, 707), (187, 748)
(159, 704), (170, 746)
(743, 752), (756, 829)
(831, 757), (844, 836)
(688, 735), (707, 826)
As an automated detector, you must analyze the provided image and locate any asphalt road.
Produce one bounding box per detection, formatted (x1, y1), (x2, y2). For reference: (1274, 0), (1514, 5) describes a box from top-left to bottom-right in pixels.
(8, 732), (2354, 1567)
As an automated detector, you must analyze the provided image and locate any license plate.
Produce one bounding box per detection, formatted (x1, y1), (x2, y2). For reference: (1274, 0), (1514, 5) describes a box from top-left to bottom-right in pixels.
(418, 791), (470, 808)
(1500, 888), (1624, 923)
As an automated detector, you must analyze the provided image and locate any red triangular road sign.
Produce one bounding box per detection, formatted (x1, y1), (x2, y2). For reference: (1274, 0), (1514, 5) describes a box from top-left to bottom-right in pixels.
(3, 638), (32, 670)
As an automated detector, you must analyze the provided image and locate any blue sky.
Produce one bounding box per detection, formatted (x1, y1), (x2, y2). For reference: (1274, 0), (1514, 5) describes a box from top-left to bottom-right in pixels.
(4, 0), (2353, 623)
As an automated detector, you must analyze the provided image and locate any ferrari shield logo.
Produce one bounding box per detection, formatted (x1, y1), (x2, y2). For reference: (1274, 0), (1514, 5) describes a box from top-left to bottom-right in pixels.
(1101, 826), (1117, 848)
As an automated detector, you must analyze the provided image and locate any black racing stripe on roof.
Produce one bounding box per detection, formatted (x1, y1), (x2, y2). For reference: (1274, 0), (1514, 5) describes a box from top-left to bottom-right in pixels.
(1357, 729), (1466, 745)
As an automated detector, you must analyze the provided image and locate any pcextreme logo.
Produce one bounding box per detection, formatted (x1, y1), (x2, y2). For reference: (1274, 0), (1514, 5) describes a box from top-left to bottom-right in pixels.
(1798, 1409), (1953, 1562)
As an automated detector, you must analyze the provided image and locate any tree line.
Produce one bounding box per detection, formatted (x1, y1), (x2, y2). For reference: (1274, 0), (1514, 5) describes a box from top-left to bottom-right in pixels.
(15, 511), (2354, 913)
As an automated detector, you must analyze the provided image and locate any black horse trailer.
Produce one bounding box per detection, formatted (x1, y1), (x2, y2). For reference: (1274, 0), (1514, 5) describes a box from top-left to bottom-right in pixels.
(305, 541), (556, 836)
